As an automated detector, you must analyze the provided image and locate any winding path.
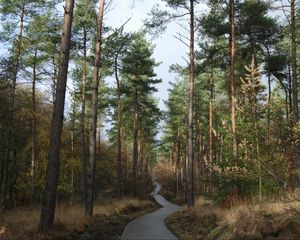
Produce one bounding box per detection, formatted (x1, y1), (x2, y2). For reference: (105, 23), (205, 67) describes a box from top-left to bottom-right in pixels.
(121, 183), (181, 240)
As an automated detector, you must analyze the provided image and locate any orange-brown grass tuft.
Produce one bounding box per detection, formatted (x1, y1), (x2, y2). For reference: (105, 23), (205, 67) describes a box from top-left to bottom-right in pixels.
(0, 198), (154, 240)
(166, 197), (300, 240)
(166, 198), (220, 240)
(219, 201), (300, 240)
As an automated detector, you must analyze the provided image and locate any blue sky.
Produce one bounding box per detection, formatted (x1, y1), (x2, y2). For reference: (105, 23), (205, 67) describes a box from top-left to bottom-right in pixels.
(104, 0), (188, 111)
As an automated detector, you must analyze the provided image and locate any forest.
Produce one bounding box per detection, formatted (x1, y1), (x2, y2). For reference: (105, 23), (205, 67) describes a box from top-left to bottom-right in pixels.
(0, 0), (300, 239)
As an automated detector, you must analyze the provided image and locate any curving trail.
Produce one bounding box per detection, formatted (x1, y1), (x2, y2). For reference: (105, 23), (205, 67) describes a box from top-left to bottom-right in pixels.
(120, 183), (181, 240)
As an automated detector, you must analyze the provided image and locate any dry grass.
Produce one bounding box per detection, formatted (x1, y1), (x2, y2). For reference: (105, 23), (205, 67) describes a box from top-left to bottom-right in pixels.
(0, 198), (153, 240)
(166, 197), (300, 240)
(0, 206), (41, 240)
(166, 198), (220, 240)
(219, 201), (300, 240)
(94, 198), (150, 216)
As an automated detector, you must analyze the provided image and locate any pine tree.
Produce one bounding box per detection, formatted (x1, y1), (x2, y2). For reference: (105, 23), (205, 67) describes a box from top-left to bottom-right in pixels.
(39, 0), (75, 231)
(87, 0), (105, 217)
(121, 32), (161, 197)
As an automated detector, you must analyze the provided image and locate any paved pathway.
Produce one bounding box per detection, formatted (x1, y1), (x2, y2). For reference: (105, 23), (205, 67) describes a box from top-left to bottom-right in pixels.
(121, 183), (181, 240)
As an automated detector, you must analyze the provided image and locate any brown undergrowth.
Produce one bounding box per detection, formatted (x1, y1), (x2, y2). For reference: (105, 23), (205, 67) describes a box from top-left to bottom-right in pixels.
(166, 197), (300, 240)
(0, 198), (156, 240)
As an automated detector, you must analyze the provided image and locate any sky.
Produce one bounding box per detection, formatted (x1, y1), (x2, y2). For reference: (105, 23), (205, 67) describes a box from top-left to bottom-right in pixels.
(52, 0), (193, 140)
(40, 0), (288, 139)
(104, 0), (190, 111)
(101, 0), (202, 139)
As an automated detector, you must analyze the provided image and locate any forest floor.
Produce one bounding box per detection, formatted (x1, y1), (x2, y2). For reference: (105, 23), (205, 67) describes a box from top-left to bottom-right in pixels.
(166, 197), (300, 240)
(0, 198), (158, 240)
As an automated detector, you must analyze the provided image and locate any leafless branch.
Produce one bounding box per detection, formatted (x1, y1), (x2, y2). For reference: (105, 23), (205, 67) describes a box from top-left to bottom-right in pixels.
(104, 0), (114, 14)
(280, 0), (291, 25)
(181, 56), (189, 65)
(173, 34), (189, 48)
(176, 21), (189, 32)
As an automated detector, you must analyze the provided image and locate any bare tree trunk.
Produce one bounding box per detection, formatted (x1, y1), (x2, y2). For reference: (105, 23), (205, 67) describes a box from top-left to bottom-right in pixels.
(31, 48), (38, 179)
(139, 104), (145, 180)
(70, 101), (75, 205)
(115, 52), (123, 198)
(51, 54), (58, 105)
(288, 66), (293, 127)
(186, 0), (195, 207)
(229, 0), (238, 164)
(291, 0), (298, 124)
(209, 66), (214, 196)
(176, 128), (181, 196)
(0, 129), (4, 197)
(30, 48), (38, 205)
(290, 0), (300, 193)
(0, 139), (9, 212)
(278, 77), (290, 126)
(39, 0), (75, 231)
(87, 0), (105, 217)
(80, 28), (88, 209)
(266, 47), (271, 161)
(122, 128), (128, 195)
(132, 90), (139, 197)
(144, 143), (150, 195)
(9, 148), (17, 209)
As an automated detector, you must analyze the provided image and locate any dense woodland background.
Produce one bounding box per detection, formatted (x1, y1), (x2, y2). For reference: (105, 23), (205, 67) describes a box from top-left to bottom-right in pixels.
(0, 0), (299, 235)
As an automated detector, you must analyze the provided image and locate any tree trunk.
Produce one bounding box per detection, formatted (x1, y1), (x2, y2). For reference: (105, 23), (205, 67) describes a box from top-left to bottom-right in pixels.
(266, 47), (271, 161)
(71, 101), (75, 205)
(87, 0), (105, 217)
(132, 90), (139, 197)
(39, 0), (75, 231)
(115, 53), (122, 198)
(122, 128), (128, 195)
(30, 48), (38, 205)
(291, 0), (298, 124)
(290, 0), (300, 193)
(0, 138), (9, 212)
(288, 65), (293, 127)
(80, 27), (88, 209)
(139, 104), (145, 180)
(51, 54), (58, 104)
(187, 0), (195, 207)
(229, 0), (238, 164)
(209, 66), (214, 195)
(251, 56), (262, 203)
(176, 129), (181, 196)
(31, 48), (37, 179)
(144, 143), (150, 195)
(0, 4), (25, 212)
